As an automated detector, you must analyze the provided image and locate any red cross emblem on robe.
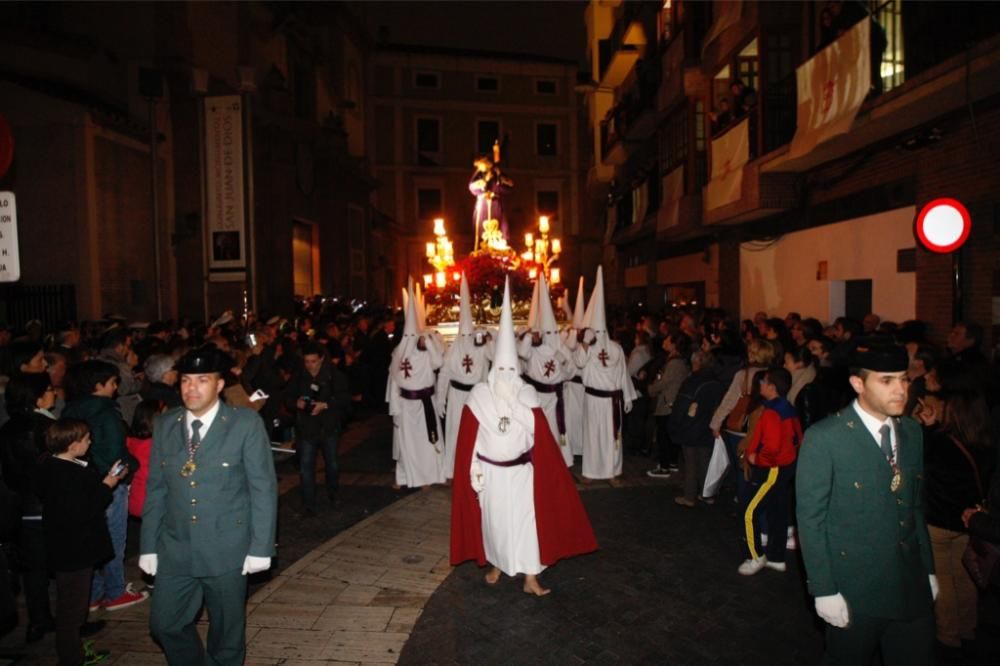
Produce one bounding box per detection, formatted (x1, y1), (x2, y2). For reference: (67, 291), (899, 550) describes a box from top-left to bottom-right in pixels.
(544, 359), (556, 377)
(598, 349), (609, 367)
(400, 358), (413, 379)
(462, 354), (474, 374)
(821, 78), (836, 114)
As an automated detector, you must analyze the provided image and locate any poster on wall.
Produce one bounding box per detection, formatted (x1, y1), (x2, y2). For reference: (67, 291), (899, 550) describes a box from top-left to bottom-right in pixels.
(205, 95), (246, 273)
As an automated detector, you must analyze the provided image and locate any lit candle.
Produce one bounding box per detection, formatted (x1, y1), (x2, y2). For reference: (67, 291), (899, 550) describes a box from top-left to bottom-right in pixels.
(529, 268), (537, 279)
(452, 271), (461, 282)
(435, 272), (446, 288)
(523, 251), (534, 262)
(525, 232), (534, 247)
(433, 218), (445, 236)
(535, 239), (545, 257)
(539, 216), (550, 234)
(551, 239), (561, 255)
(423, 274), (433, 287)
(426, 242), (436, 258)
(550, 268), (561, 284)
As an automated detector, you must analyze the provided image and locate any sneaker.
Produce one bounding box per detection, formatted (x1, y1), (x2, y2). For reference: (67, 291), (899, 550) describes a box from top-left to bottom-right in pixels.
(674, 497), (696, 508)
(83, 640), (110, 665)
(738, 557), (767, 576)
(667, 464), (680, 472)
(646, 466), (672, 479)
(103, 584), (149, 612)
(88, 599), (103, 613)
(697, 495), (716, 505)
(764, 560), (787, 572)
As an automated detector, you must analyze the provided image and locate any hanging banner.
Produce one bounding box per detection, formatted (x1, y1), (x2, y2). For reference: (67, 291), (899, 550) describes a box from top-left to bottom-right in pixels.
(205, 95), (246, 272)
(657, 166), (685, 231)
(706, 118), (748, 211)
(701, 0), (743, 57)
(0, 191), (19, 282)
(787, 19), (871, 160)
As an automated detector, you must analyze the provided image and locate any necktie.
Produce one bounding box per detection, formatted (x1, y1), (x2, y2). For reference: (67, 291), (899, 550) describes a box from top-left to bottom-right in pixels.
(191, 419), (203, 447)
(879, 424), (892, 461)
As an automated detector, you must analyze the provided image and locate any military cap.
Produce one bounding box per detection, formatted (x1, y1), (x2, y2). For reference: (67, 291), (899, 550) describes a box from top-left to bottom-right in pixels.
(849, 338), (909, 372)
(175, 346), (234, 375)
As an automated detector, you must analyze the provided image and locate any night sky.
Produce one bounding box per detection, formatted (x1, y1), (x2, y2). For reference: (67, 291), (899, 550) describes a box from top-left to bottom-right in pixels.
(359, 1), (588, 63)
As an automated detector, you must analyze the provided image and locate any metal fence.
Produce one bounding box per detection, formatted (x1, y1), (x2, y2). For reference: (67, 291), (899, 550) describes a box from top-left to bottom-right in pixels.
(0, 283), (76, 328)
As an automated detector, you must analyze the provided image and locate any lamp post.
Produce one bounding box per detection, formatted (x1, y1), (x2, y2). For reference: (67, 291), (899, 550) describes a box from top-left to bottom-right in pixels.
(238, 65), (257, 317)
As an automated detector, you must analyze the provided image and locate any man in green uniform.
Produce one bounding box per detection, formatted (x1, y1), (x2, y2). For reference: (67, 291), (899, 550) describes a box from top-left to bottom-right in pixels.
(139, 347), (277, 665)
(796, 340), (938, 665)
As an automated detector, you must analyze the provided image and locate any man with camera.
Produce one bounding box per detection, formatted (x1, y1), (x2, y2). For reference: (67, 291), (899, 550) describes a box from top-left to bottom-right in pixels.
(289, 342), (350, 515)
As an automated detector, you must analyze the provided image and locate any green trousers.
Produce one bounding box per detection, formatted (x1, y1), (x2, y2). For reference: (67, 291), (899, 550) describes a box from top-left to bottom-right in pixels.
(824, 608), (934, 666)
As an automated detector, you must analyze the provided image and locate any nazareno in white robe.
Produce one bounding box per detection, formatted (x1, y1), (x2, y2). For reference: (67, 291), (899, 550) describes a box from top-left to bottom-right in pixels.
(387, 335), (445, 487)
(518, 335), (574, 467)
(466, 382), (545, 576)
(573, 337), (637, 480)
(436, 335), (492, 479)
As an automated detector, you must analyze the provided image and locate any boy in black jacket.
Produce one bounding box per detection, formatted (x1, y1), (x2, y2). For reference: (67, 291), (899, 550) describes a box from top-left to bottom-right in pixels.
(41, 419), (126, 665)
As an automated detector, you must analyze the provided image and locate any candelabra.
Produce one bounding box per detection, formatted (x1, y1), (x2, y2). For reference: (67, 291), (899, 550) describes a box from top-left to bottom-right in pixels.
(424, 217), (457, 289)
(521, 216), (562, 284)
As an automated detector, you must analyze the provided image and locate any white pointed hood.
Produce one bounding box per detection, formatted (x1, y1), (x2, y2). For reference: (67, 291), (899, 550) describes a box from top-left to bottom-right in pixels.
(526, 278), (540, 331)
(458, 272), (474, 336)
(414, 282), (428, 332)
(491, 277), (519, 386)
(573, 276), (586, 329)
(583, 265), (607, 334)
(537, 273), (560, 347)
(402, 284), (418, 337)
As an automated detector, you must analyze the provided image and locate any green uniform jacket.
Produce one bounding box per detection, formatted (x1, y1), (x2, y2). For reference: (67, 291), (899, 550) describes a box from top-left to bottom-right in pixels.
(795, 405), (934, 620)
(140, 402), (278, 578)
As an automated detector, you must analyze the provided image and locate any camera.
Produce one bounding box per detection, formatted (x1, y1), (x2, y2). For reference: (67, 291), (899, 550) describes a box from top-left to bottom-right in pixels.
(300, 395), (315, 411)
(110, 461), (128, 477)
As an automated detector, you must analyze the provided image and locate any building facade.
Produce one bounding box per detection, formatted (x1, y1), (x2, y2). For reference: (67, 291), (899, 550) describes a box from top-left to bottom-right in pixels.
(584, 0), (1000, 349)
(368, 43), (600, 304)
(0, 2), (375, 324)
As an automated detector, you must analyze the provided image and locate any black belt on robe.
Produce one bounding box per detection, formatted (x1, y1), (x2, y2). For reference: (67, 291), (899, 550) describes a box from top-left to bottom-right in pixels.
(477, 448), (533, 467)
(584, 386), (624, 441)
(568, 376), (583, 384)
(521, 374), (566, 437)
(399, 385), (438, 444)
(450, 379), (476, 392)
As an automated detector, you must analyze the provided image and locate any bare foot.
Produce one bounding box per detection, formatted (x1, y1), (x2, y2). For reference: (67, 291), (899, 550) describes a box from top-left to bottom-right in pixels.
(609, 477), (623, 488)
(523, 575), (551, 596)
(391, 483), (402, 490)
(484, 567), (501, 585)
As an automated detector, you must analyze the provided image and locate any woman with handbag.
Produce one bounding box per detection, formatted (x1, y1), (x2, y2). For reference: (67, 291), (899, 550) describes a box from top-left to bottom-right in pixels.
(922, 388), (995, 660)
(710, 338), (775, 499)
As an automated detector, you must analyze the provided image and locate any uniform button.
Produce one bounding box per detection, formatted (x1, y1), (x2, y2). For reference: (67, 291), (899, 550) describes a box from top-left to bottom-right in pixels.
(190, 481), (197, 487)
(191, 498), (198, 505)
(191, 515), (198, 522)
(899, 520), (905, 526)
(897, 498), (903, 505)
(840, 550), (847, 557)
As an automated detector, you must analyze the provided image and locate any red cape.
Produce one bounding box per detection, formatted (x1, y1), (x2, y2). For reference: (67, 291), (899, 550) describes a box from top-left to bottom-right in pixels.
(450, 406), (598, 567)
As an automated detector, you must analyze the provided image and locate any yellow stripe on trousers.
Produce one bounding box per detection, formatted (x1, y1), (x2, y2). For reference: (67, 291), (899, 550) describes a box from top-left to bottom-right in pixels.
(744, 466), (779, 561)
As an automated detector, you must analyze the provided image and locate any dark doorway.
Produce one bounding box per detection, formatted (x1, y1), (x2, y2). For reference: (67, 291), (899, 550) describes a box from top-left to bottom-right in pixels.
(844, 279), (872, 322)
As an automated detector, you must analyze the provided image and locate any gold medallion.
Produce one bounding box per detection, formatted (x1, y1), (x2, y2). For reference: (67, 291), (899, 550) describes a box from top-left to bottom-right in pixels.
(180, 460), (197, 477)
(890, 470), (902, 493)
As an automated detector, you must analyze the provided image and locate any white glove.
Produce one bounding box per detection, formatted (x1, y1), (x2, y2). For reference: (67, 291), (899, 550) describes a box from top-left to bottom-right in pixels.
(242, 555), (272, 575)
(470, 461), (485, 493)
(624, 400), (633, 414)
(815, 593), (850, 628)
(929, 574), (939, 601)
(138, 553), (158, 576)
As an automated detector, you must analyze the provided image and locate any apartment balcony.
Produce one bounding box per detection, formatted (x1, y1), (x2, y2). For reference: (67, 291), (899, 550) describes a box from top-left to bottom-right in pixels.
(656, 32), (705, 115)
(598, 18), (646, 89)
(702, 158), (800, 226)
(762, 32), (1000, 174)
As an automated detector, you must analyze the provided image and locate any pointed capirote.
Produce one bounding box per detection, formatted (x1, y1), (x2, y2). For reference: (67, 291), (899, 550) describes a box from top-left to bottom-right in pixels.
(537, 272), (558, 335)
(493, 276), (519, 371)
(403, 283), (418, 336)
(414, 282), (428, 332)
(526, 277), (540, 331)
(573, 276), (586, 329)
(458, 272), (474, 335)
(583, 265), (607, 333)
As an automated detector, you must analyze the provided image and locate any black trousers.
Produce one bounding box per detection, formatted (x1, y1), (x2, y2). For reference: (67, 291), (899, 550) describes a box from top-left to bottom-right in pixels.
(55, 567), (92, 666)
(18, 521), (53, 626)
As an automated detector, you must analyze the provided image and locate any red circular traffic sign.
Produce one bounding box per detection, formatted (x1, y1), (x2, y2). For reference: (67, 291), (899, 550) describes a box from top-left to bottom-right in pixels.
(915, 198), (971, 253)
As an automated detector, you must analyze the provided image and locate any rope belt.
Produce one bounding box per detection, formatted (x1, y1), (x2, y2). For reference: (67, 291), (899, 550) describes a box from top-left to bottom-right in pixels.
(477, 448), (533, 467)
(450, 379), (476, 392)
(399, 385), (438, 444)
(522, 374), (566, 437)
(585, 386), (625, 441)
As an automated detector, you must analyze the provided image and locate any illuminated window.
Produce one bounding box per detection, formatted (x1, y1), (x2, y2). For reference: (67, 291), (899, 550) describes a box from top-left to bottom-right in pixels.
(871, 0), (904, 92)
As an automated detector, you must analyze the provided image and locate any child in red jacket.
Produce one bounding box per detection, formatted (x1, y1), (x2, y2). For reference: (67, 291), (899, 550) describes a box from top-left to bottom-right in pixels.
(738, 368), (803, 576)
(125, 400), (165, 519)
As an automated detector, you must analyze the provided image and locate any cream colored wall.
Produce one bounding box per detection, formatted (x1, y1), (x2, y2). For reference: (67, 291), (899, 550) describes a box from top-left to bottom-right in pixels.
(739, 206), (917, 324)
(655, 245), (720, 307)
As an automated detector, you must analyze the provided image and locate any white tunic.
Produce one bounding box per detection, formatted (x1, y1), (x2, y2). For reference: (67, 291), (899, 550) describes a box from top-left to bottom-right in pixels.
(518, 335), (574, 466)
(573, 337), (637, 479)
(436, 336), (492, 479)
(466, 383), (545, 576)
(387, 336), (445, 487)
(561, 328), (585, 456)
